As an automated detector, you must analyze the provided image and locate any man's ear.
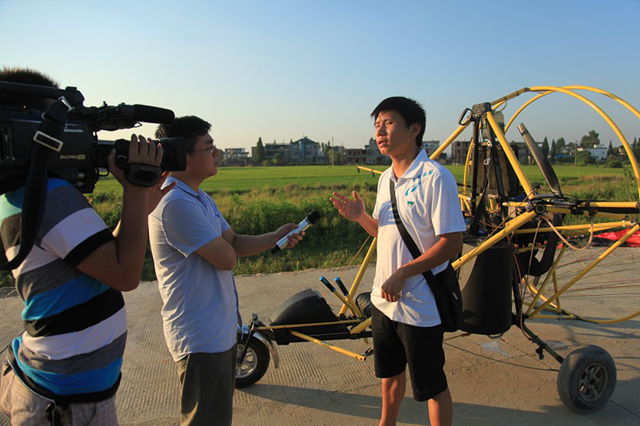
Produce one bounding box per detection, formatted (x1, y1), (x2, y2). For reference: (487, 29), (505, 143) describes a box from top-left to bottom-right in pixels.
(409, 122), (421, 139)
(182, 150), (194, 171)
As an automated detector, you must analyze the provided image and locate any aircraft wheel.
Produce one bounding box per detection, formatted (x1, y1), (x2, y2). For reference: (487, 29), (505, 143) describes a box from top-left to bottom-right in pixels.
(557, 345), (616, 413)
(235, 336), (270, 388)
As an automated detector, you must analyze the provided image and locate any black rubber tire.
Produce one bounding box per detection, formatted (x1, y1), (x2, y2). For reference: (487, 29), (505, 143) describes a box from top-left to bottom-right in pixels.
(557, 345), (616, 413)
(235, 336), (270, 388)
(356, 292), (372, 318)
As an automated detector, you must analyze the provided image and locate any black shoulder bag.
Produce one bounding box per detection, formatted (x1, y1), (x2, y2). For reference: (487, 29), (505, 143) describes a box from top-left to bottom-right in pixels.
(389, 179), (463, 332)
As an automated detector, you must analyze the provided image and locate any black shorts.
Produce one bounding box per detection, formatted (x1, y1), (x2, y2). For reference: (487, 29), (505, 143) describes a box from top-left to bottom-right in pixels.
(371, 305), (447, 401)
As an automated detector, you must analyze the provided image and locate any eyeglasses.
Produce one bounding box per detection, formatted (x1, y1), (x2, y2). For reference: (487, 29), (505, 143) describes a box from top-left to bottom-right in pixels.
(190, 145), (218, 154)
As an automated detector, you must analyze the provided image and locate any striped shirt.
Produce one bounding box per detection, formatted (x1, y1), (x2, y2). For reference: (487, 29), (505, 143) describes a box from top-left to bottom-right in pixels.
(0, 178), (125, 396)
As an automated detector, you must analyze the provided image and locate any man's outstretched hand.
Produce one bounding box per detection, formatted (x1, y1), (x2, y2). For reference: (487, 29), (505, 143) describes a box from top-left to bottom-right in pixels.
(330, 191), (365, 223)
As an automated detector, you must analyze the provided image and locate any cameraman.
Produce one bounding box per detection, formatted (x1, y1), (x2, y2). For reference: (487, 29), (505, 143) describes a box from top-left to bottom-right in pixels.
(0, 68), (174, 425)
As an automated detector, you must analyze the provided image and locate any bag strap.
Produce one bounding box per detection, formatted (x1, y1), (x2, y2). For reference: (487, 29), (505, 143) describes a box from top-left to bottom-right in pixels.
(388, 178), (436, 282)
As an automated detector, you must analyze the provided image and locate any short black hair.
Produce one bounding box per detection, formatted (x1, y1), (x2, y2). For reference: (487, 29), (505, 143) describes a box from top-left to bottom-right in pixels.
(370, 96), (426, 147)
(0, 67), (59, 110)
(156, 115), (212, 152)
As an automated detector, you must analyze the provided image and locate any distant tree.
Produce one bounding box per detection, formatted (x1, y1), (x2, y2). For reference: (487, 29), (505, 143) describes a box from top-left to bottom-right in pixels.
(576, 150), (594, 165)
(550, 139), (557, 162)
(607, 141), (615, 157)
(264, 153), (283, 166)
(580, 130), (600, 148)
(326, 149), (343, 165)
(633, 137), (638, 149)
(607, 158), (623, 168)
(321, 141), (332, 155)
(566, 141), (576, 154)
(541, 137), (549, 159)
(556, 137), (566, 154)
(254, 137), (265, 164)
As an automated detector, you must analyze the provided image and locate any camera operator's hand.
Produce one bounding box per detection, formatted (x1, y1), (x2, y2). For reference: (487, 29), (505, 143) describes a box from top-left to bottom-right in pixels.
(107, 135), (175, 213)
(108, 134), (161, 183)
(128, 133), (163, 167)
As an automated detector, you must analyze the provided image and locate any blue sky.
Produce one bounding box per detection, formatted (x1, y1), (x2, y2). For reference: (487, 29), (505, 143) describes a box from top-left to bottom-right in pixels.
(1, 0), (639, 150)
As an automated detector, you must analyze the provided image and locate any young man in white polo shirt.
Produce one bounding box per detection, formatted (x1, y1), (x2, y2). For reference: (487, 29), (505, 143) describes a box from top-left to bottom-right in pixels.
(330, 97), (464, 426)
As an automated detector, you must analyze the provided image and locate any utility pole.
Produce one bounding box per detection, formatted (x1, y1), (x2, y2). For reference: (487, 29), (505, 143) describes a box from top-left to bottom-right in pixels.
(331, 136), (334, 166)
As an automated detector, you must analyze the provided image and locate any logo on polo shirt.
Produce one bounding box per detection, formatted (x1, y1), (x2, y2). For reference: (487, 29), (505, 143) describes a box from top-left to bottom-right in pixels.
(404, 170), (434, 207)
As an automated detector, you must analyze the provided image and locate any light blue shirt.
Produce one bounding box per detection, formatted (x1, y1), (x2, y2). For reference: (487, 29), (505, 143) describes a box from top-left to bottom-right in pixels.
(148, 177), (239, 361)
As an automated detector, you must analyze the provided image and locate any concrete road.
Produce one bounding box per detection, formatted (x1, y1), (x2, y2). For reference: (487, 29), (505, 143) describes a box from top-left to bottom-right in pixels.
(1, 247), (639, 425)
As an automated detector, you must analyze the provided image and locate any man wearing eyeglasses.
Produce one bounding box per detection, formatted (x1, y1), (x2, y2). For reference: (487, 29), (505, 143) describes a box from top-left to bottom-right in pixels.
(148, 116), (302, 426)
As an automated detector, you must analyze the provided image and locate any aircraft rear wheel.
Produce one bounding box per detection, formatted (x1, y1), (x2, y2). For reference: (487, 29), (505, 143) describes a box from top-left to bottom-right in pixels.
(235, 336), (270, 388)
(557, 345), (616, 413)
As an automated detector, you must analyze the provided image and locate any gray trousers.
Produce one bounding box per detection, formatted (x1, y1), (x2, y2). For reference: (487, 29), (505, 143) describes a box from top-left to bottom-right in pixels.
(176, 346), (237, 426)
(0, 359), (118, 425)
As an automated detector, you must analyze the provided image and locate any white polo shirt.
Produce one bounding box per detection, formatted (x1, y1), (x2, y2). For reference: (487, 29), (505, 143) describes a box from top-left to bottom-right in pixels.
(371, 149), (465, 327)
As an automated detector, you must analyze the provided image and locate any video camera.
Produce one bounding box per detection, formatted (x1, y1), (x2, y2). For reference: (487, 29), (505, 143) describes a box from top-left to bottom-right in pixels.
(0, 81), (187, 193)
(0, 81), (187, 270)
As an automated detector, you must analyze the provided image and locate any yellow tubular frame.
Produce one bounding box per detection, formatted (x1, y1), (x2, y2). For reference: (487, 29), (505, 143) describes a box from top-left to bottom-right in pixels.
(453, 210), (538, 270)
(485, 111), (536, 198)
(525, 246), (567, 315)
(496, 86), (640, 199)
(512, 221), (631, 234)
(338, 237), (377, 317)
(528, 224), (640, 317)
(289, 331), (367, 361)
(462, 140), (475, 198)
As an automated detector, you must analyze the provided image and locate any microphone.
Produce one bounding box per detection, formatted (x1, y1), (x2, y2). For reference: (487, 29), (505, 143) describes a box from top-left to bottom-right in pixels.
(271, 210), (321, 254)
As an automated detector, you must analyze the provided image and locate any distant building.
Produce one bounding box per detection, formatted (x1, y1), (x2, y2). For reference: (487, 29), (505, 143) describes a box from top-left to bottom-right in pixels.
(220, 148), (249, 166)
(262, 142), (292, 164)
(451, 140), (532, 165)
(250, 137), (326, 164)
(326, 145), (345, 165)
(451, 140), (471, 164)
(509, 141), (531, 164)
(344, 138), (390, 165)
(421, 140), (440, 157)
(290, 137), (325, 164)
(584, 145), (607, 162)
(344, 147), (368, 164)
(365, 138), (388, 164)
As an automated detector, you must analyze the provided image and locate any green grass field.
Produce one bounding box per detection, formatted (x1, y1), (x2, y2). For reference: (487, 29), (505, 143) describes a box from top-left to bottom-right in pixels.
(0, 163), (634, 287)
(95, 165), (389, 194)
(91, 163), (636, 278)
(94, 163), (628, 194)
